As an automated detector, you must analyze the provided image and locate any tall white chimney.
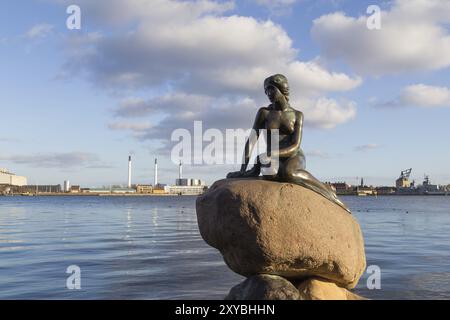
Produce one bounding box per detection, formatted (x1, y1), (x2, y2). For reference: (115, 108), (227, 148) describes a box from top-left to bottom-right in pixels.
(64, 180), (70, 193)
(128, 156), (132, 188)
(179, 160), (182, 180)
(154, 158), (158, 187)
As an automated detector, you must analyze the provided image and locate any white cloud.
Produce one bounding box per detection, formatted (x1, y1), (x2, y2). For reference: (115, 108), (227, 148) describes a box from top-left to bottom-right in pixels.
(26, 23), (54, 39)
(64, 11), (360, 96)
(312, 0), (450, 75)
(380, 84), (450, 108)
(115, 94), (259, 144)
(57, 0), (235, 25)
(303, 98), (356, 129)
(114, 94), (213, 118)
(401, 84), (450, 107)
(0, 152), (106, 168)
(56, 0), (360, 139)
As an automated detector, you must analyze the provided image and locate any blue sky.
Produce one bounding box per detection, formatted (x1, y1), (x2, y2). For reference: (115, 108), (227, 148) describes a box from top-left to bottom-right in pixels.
(1, 0), (450, 187)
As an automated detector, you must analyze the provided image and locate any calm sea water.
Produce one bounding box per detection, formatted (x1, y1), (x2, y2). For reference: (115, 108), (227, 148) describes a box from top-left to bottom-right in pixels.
(0, 195), (449, 300)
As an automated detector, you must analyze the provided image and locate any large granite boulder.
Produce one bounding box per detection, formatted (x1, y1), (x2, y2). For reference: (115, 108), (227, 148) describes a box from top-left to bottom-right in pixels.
(196, 178), (366, 289)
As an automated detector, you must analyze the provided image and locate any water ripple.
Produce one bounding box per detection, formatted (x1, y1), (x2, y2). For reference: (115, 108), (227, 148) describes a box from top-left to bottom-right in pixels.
(1, 195), (449, 299)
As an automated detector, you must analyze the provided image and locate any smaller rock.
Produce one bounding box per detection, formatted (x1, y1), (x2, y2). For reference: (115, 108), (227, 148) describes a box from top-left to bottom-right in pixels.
(297, 278), (367, 300)
(225, 274), (300, 300)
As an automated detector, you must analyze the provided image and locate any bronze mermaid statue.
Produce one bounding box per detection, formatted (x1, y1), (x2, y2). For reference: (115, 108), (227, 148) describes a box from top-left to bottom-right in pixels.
(227, 74), (350, 213)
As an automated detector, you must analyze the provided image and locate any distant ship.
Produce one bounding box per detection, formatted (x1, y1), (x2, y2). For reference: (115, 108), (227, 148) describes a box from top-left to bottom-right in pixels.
(395, 169), (448, 195)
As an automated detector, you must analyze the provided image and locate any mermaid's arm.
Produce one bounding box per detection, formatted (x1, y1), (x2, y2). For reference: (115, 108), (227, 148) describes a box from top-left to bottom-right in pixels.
(240, 107), (267, 172)
(273, 111), (303, 158)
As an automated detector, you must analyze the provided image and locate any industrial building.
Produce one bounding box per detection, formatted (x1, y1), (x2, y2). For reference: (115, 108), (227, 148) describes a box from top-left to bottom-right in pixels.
(136, 185), (153, 194)
(81, 187), (136, 194)
(165, 161), (206, 195)
(0, 168), (27, 186)
(164, 185), (207, 195)
(21, 185), (62, 193)
(70, 185), (81, 193)
(175, 178), (205, 187)
(330, 182), (354, 195)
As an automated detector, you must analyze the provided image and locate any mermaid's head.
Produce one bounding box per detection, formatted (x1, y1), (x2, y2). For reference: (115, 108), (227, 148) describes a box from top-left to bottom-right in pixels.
(264, 74), (289, 101)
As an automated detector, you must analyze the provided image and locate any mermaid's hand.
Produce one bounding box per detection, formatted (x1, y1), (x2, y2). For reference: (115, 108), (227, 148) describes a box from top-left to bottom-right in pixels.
(226, 171), (244, 178)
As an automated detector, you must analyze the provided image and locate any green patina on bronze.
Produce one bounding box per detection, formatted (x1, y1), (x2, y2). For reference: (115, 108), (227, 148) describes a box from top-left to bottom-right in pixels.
(227, 74), (350, 212)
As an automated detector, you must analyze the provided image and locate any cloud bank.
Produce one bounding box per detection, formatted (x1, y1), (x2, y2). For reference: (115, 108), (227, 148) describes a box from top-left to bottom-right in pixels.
(55, 0), (360, 143)
(312, 0), (450, 75)
(0, 152), (109, 168)
(379, 84), (450, 108)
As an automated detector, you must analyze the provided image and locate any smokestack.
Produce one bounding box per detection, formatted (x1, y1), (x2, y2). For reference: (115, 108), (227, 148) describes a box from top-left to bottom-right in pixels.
(128, 156), (132, 188)
(64, 180), (70, 193)
(179, 160), (182, 180)
(154, 158), (158, 187)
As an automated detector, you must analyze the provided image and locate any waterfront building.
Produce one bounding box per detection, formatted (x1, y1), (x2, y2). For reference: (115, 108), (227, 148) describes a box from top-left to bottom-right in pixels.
(164, 185), (207, 196)
(21, 185), (62, 193)
(0, 168), (27, 186)
(355, 186), (377, 196)
(152, 189), (168, 195)
(136, 185), (153, 194)
(111, 188), (136, 194)
(176, 178), (190, 186)
(70, 185), (81, 193)
(81, 188), (111, 194)
(82, 187), (136, 194)
(175, 178), (206, 187)
(331, 182), (354, 195)
(171, 174), (206, 195)
(376, 186), (397, 195)
(0, 185), (12, 195)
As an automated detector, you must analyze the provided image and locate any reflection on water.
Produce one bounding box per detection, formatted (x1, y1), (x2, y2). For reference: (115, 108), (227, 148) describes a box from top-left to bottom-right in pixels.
(0, 195), (449, 299)
(346, 196), (450, 300)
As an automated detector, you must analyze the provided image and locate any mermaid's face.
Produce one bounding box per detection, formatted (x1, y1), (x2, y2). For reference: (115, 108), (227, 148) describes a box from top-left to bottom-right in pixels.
(265, 84), (284, 103)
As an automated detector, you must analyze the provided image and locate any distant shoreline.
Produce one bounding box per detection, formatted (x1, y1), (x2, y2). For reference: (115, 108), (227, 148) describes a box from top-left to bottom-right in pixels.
(2, 193), (448, 198)
(339, 193), (449, 197)
(1, 193), (199, 197)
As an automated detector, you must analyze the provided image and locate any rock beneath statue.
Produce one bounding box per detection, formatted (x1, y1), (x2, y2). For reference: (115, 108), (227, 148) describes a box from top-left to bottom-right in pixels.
(225, 274), (300, 300)
(196, 178), (366, 289)
(297, 277), (367, 300)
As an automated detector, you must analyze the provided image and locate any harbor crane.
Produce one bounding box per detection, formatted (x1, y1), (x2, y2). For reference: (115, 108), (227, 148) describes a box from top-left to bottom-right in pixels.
(399, 168), (412, 179)
(396, 168), (413, 188)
